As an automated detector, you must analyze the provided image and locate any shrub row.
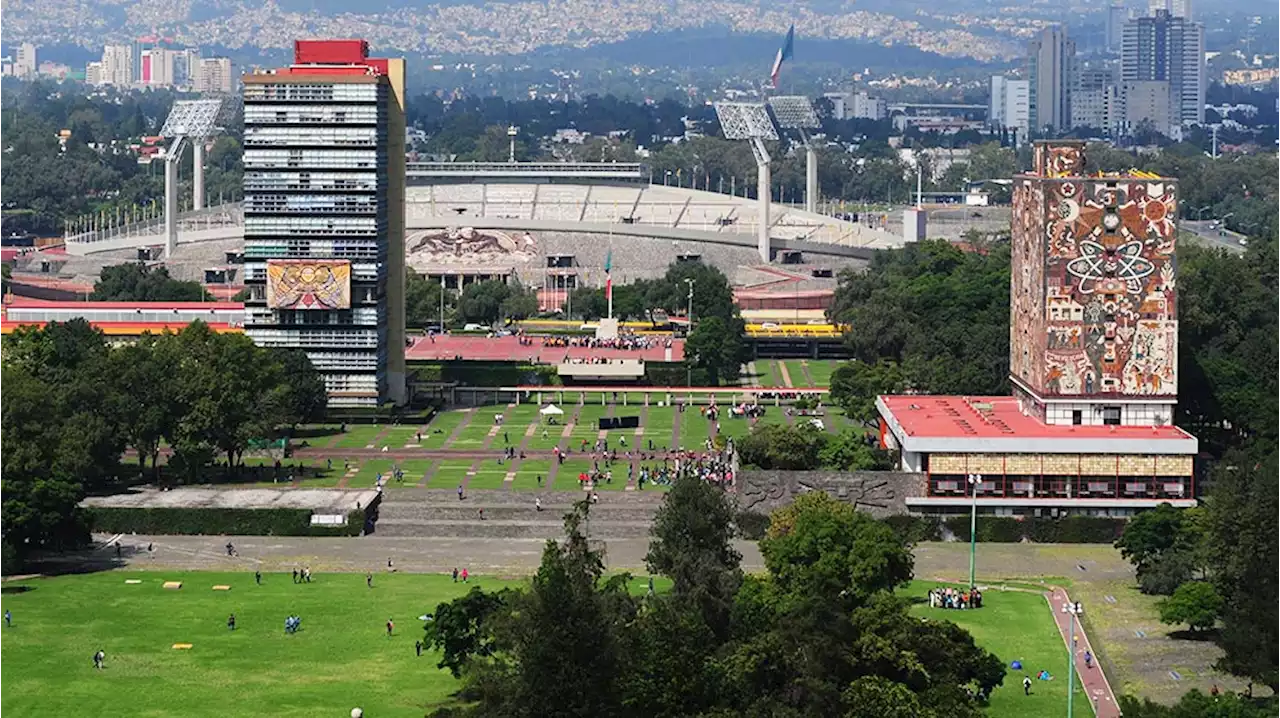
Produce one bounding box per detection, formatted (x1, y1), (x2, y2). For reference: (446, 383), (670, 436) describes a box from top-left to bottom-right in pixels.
(883, 515), (1126, 544)
(89, 507), (365, 537)
(734, 511), (771, 540)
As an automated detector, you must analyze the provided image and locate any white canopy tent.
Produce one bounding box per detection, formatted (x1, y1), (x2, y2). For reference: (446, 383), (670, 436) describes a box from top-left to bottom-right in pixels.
(539, 404), (565, 423)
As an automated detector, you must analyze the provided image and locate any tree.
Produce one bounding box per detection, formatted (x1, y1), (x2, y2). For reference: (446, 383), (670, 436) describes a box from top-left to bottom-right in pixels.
(829, 240), (1011, 396)
(684, 315), (748, 386)
(1114, 502), (1205, 595)
(1204, 456), (1279, 693)
(645, 473), (743, 639)
(92, 262), (206, 301)
(1119, 689), (1277, 718)
(424, 586), (510, 678)
(110, 337), (181, 478)
(818, 430), (893, 471)
(272, 348), (328, 429)
(457, 280), (536, 326)
(405, 270), (454, 328)
(0, 365), (93, 562)
(736, 422), (828, 470)
(828, 360), (904, 426)
(1157, 581), (1223, 633)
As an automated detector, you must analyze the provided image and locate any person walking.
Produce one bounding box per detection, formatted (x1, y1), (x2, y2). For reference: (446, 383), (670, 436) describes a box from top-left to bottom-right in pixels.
(292, 568), (299, 584)
(367, 572), (374, 589)
(452, 567), (459, 583)
(1022, 675), (1032, 695)
(4, 609), (11, 627)
(254, 570), (262, 585)
(415, 639), (423, 657)
(1084, 651), (1092, 669)
(386, 618), (394, 637)
(93, 650), (106, 670)
(535, 497), (542, 512)
(460, 568), (469, 583)
(227, 613), (236, 631)
(457, 484), (465, 501)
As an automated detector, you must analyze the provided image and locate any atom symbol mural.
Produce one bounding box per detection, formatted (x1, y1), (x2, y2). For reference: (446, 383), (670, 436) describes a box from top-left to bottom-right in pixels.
(1066, 240), (1153, 294)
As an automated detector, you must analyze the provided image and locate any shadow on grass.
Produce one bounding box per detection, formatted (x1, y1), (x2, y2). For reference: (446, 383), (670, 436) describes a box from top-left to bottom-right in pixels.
(1167, 627), (1220, 642)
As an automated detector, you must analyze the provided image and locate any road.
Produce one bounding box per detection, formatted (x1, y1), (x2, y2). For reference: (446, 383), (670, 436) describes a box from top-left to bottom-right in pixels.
(1180, 220), (1248, 254)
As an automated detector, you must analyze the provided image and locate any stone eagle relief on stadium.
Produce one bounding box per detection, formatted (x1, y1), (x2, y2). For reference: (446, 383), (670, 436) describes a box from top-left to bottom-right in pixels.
(405, 228), (538, 270)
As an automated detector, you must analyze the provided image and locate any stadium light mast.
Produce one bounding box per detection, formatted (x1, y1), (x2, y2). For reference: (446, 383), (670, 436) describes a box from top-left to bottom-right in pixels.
(767, 96), (821, 214)
(714, 102), (779, 262)
(158, 97), (228, 256)
(507, 125), (519, 163)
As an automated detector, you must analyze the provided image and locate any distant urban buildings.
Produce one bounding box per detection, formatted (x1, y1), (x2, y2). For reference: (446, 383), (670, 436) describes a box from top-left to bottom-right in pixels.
(1120, 9), (1205, 130)
(822, 91), (887, 121)
(994, 1), (1207, 140)
(989, 75), (1030, 141)
(1222, 67), (1279, 86)
(1027, 27), (1076, 133)
(54, 41), (234, 92)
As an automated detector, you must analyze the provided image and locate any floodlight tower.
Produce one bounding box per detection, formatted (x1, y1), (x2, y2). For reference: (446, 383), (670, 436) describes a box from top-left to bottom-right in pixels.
(714, 102), (779, 262)
(158, 98), (226, 256)
(767, 96), (821, 213)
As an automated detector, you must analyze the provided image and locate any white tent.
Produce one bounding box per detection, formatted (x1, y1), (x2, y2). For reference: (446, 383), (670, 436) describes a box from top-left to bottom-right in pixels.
(539, 404), (564, 416)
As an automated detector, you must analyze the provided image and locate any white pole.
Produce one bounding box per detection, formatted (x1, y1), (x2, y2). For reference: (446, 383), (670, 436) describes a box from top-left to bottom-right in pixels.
(193, 139), (205, 211)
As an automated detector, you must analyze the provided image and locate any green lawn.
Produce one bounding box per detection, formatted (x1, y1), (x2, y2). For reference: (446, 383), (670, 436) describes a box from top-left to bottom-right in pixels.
(349, 460), (435, 489)
(906, 582), (1080, 718)
(0, 570), (666, 718)
(780, 360), (810, 387)
(426, 461), (474, 489)
(753, 359), (780, 387)
(334, 425), (385, 450)
(421, 410), (472, 445)
(509, 460), (553, 491)
(805, 360), (839, 388)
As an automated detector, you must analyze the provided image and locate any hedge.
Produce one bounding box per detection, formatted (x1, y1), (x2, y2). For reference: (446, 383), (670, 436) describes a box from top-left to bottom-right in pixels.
(883, 515), (943, 543)
(942, 515), (1126, 543)
(734, 511), (771, 540)
(89, 507), (365, 537)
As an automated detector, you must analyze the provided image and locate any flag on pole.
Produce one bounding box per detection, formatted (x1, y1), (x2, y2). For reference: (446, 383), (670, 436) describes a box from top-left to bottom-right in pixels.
(771, 25), (795, 88)
(604, 248), (613, 319)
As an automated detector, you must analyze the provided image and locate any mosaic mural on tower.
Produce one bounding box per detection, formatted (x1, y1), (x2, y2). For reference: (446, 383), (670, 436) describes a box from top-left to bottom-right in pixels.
(1010, 143), (1178, 399)
(265, 259), (352, 310)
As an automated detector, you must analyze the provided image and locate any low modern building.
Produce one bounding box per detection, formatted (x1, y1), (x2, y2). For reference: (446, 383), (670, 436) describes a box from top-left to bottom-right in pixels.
(0, 298), (244, 338)
(878, 140), (1196, 516)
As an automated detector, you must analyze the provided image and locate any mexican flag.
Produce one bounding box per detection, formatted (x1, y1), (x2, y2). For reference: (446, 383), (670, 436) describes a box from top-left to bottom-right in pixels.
(604, 249), (613, 317)
(771, 25), (795, 88)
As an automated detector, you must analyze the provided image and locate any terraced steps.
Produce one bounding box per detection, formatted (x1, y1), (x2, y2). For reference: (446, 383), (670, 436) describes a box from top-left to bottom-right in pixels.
(372, 489), (665, 538)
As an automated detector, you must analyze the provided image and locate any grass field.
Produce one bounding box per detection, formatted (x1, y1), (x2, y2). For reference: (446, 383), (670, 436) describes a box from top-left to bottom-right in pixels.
(0, 572), (1071, 718)
(0, 570), (666, 718)
(906, 582), (1082, 718)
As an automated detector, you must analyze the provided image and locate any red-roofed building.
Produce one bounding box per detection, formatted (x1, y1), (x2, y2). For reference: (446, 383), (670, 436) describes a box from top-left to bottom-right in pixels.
(876, 141), (1196, 516)
(1, 298), (244, 337)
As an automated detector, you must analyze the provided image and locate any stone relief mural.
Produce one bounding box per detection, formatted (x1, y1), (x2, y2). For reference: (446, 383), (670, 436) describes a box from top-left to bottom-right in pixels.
(405, 228), (538, 272)
(737, 471), (921, 518)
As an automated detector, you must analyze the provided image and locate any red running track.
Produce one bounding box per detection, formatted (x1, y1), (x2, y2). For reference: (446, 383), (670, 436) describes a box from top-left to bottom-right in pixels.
(1046, 587), (1121, 718)
(407, 334), (684, 363)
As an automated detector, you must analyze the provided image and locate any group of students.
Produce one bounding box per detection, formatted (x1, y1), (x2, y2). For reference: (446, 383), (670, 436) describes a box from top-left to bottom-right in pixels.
(926, 586), (984, 610)
(544, 333), (667, 351)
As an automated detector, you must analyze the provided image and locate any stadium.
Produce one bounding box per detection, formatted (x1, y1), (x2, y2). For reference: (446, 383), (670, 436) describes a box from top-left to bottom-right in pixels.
(43, 161), (897, 292)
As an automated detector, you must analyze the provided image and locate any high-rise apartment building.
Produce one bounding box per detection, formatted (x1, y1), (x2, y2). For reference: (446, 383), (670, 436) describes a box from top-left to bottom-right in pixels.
(141, 48), (178, 86)
(1027, 27), (1076, 133)
(989, 75), (1031, 140)
(850, 91), (887, 121)
(15, 43), (37, 78)
(1070, 67), (1117, 132)
(101, 44), (134, 86)
(241, 39), (406, 407)
(1122, 80), (1173, 133)
(1106, 3), (1130, 53)
(1121, 9), (1205, 129)
(85, 61), (104, 85)
(1148, 0), (1191, 19)
(195, 57), (233, 93)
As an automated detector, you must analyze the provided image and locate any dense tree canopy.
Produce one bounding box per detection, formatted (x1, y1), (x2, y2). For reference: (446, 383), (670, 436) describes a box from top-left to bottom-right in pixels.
(91, 263), (208, 301)
(424, 485), (1004, 718)
(0, 320), (327, 569)
(829, 240), (1011, 396)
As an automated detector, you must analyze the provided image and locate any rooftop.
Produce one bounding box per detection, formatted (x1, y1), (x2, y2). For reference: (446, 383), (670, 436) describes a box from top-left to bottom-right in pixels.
(877, 394), (1198, 455)
(5, 298), (243, 311)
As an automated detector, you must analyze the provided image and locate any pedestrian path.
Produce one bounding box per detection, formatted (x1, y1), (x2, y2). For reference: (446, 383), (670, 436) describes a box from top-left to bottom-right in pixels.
(1046, 587), (1120, 718)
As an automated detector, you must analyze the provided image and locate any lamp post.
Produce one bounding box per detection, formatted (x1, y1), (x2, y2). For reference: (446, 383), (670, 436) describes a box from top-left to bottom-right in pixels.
(684, 277), (695, 387)
(1065, 601), (1084, 718)
(967, 473), (982, 588)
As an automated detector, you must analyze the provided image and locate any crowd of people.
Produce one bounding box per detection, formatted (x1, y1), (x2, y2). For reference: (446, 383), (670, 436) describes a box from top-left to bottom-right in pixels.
(541, 332), (669, 351)
(927, 586), (984, 610)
